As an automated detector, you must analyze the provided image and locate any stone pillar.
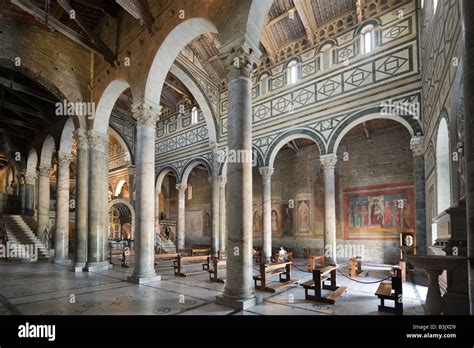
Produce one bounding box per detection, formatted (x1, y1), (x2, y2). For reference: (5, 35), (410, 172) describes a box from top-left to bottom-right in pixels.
(128, 165), (136, 206)
(54, 152), (72, 264)
(73, 130), (88, 272)
(37, 165), (51, 242)
(128, 101), (161, 284)
(320, 154), (338, 263)
(410, 136), (427, 255)
(18, 174), (26, 215)
(84, 130), (109, 271)
(176, 183), (187, 250)
(260, 167), (273, 263)
(24, 174), (36, 216)
(218, 176), (227, 252)
(216, 48), (260, 309)
(461, 0), (474, 314)
(210, 144), (220, 257)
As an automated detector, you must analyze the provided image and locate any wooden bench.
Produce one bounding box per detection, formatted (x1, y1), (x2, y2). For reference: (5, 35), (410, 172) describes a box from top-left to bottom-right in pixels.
(174, 254), (210, 277)
(154, 252), (180, 270)
(375, 266), (403, 315)
(253, 250), (261, 264)
(253, 261), (297, 293)
(300, 264), (347, 304)
(206, 256), (226, 283)
(272, 252), (293, 263)
(121, 248), (135, 268)
(309, 255), (325, 272)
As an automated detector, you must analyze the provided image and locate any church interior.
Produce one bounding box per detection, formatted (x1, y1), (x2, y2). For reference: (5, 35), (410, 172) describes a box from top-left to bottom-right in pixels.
(0, 0), (473, 321)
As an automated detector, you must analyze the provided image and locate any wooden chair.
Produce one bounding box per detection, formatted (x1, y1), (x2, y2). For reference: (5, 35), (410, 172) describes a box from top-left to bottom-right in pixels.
(375, 266), (403, 315)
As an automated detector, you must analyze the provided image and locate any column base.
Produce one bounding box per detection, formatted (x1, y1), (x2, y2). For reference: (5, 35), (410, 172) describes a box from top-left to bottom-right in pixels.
(54, 258), (72, 266)
(84, 261), (113, 272)
(127, 274), (161, 284)
(71, 263), (86, 272)
(215, 294), (262, 310)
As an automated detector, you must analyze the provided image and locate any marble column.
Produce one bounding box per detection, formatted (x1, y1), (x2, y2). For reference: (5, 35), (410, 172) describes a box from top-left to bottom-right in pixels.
(176, 183), (187, 250)
(320, 154), (338, 263)
(37, 165), (51, 242)
(260, 167), (273, 263)
(210, 144), (220, 257)
(54, 152), (72, 264)
(410, 136), (427, 255)
(218, 176), (227, 252)
(128, 165), (136, 206)
(73, 129), (88, 272)
(84, 130), (109, 271)
(461, 0), (474, 315)
(24, 174), (36, 216)
(18, 174), (26, 215)
(216, 48), (260, 309)
(128, 101), (161, 284)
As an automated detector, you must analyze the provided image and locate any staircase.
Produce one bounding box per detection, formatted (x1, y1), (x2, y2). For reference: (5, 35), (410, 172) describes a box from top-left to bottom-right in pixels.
(156, 234), (177, 253)
(1, 214), (50, 261)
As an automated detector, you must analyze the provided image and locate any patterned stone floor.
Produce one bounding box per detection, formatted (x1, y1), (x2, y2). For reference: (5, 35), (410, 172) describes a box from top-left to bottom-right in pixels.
(0, 259), (428, 316)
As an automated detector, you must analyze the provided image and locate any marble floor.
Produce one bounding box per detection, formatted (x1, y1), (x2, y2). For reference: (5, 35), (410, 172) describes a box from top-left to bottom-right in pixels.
(0, 258), (428, 316)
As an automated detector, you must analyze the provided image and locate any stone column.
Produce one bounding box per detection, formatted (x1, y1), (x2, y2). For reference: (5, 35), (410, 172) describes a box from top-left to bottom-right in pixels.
(210, 144), (220, 257)
(84, 130), (109, 271)
(18, 174), (26, 215)
(218, 176), (227, 252)
(260, 167), (273, 263)
(73, 129), (88, 272)
(37, 165), (51, 242)
(54, 152), (72, 264)
(461, 0), (474, 315)
(24, 174), (36, 216)
(176, 183), (187, 250)
(320, 154), (338, 263)
(216, 48), (260, 309)
(128, 165), (136, 206)
(410, 135), (427, 255)
(128, 101), (161, 284)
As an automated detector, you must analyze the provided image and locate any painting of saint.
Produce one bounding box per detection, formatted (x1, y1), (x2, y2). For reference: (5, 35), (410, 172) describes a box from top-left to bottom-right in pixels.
(383, 201), (392, 227)
(271, 209), (279, 234)
(370, 198), (383, 227)
(253, 210), (261, 235)
(360, 201), (369, 229)
(203, 211), (211, 237)
(282, 203), (293, 236)
(297, 200), (310, 233)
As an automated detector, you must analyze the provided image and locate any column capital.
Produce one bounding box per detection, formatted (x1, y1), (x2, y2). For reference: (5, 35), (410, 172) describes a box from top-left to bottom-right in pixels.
(218, 176), (227, 188)
(219, 47), (260, 79)
(38, 165), (51, 177)
(57, 152), (73, 167)
(320, 154), (338, 170)
(87, 130), (107, 152)
(74, 129), (88, 150)
(410, 135), (425, 156)
(175, 183), (187, 192)
(259, 166), (274, 179)
(18, 174), (26, 185)
(132, 100), (161, 126)
(25, 173), (37, 184)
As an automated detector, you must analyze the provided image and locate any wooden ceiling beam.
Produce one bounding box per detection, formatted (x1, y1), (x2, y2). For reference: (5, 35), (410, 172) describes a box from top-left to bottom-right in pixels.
(2, 101), (48, 119)
(0, 77), (56, 104)
(116, 0), (154, 34)
(294, 0), (317, 45)
(10, 0), (116, 66)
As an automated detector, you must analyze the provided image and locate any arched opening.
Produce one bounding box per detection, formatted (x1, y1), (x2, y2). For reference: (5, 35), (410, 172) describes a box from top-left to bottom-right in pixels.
(360, 24), (375, 54)
(0, 154), (20, 214)
(108, 199), (134, 242)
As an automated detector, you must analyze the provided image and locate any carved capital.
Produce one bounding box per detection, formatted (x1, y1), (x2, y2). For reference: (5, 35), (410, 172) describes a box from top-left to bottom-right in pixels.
(25, 174), (37, 185)
(74, 129), (88, 150)
(320, 154), (338, 171)
(220, 47), (260, 79)
(132, 100), (161, 127)
(57, 152), (72, 167)
(87, 130), (107, 152)
(259, 166), (274, 179)
(38, 165), (51, 177)
(218, 176), (227, 188)
(410, 135), (425, 156)
(176, 183), (187, 192)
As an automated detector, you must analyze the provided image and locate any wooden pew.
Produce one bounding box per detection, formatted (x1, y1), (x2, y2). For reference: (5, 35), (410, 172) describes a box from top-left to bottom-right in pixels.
(375, 266), (403, 315)
(253, 261), (297, 293)
(273, 252), (293, 263)
(300, 264), (347, 304)
(253, 250), (261, 264)
(154, 252), (180, 270)
(206, 256), (226, 283)
(191, 248), (211, 256)
(309, 255), (325, 272)
(173, 254), (210, 277)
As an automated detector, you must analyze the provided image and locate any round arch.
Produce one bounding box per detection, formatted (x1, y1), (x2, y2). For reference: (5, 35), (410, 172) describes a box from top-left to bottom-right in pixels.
(180, 158), (212, 186)
(435, 116), (451, 213)
(108, 198), (135, 239)
(93, 80), (131, 135)
(114, 179), (128, 197)
(109, 127), (133, 165)
(266, 129), (326, 168)
(40, 135), (56, 167)
(26, 149), (38, 175)
(59, 118), (77, 155)
(328, 107), (422, 154)
(155, 166), (180, 193)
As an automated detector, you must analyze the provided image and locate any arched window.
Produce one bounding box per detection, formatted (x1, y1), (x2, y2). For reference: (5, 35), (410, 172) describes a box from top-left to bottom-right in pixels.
(191, 106), (199, 124)
(360, 24), (375, 54)
(320, 44), (333, 70)
(286, 60), (300, 85)
(259, 73), (270, 96)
